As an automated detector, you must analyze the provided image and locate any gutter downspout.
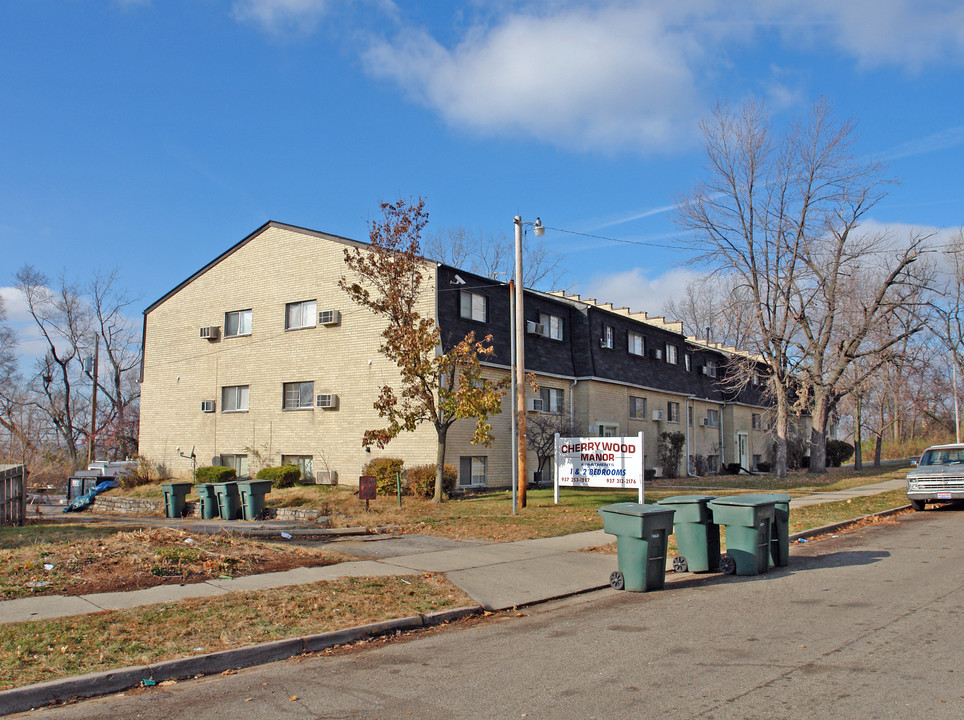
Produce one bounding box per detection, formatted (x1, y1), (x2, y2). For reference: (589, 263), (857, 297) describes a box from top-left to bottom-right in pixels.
(686, 395), (698, 477)
(719, 400), (726, 471)
(570, 378), (578, 427)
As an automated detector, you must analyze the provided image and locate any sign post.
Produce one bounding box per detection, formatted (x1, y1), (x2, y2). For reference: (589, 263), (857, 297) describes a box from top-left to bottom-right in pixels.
(554, 432), (645, 503)
(359, 475), (377, 511)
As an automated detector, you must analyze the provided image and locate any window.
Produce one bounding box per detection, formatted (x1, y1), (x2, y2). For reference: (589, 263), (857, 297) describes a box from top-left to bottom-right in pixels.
(285, 300), (316, 330)
(539, 312), (563, 341)
(667, 401), (681, 423)
(666, 344), (678, 364)
(601, 325), (614, 349)
(684, 354), (692, 371)
(752, 454), (761, 471)
(705, 409), (720, 427)
(688, 405), (694, 426)
(628, 331), (645, 356)
(459, 456), (487, 487)
(221, 454), (248, 476)
(224, 309), (252, 337)
(630, 396), (647, 420)
(221, 385), (249, 412)
(460, 291), (487, 322)
(598, 424), (619, 437)
(283, 381), (314, 409)
(707, 454), (720, 473)
(282, 455), (313, 480)
(752, 413), (762, 430)
(704, 359), (718, 377)
(541, 387), (565, 414)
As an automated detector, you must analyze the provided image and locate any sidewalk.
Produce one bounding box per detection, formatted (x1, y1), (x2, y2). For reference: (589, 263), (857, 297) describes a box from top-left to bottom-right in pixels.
(1, 476), (908, 623)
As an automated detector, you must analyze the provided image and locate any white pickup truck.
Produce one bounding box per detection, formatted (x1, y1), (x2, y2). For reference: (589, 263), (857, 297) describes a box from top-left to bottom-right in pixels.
(906, 443), (964, 511)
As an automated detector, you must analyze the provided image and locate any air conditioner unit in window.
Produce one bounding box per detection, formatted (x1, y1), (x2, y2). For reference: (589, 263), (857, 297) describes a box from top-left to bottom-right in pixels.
(652, 410), (664, 421)
(201, 400), (216, 413)
(701, 417), (710, 427)
(527, 397), (545, 412)
(199, 326), (220, 340)
(318, 310), (340, 326)
(315, 470), (338, 485)
(526, 321), (547, 337)
(316, 394), (338, 409)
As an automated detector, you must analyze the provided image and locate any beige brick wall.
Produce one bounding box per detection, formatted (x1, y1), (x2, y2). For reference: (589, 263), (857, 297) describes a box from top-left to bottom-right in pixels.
(139, 225), (441, 485)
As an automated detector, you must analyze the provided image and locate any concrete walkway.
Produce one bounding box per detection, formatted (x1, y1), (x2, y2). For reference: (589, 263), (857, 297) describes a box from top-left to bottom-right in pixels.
(1, 476), (908, 624)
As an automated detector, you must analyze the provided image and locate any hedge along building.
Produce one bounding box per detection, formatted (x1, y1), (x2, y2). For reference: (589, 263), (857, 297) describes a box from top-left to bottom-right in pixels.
(139, 221), (777, 488)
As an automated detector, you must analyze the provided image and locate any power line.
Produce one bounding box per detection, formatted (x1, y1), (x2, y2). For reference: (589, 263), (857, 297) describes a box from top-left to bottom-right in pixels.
(543, 226), (686, 250)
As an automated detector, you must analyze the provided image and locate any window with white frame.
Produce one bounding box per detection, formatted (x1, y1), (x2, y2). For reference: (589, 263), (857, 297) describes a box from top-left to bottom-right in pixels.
(667, 401), (681, 423)
(598, 423), (619, 437)
(221, 454), (248, 476)
(601, 325), (614, 349)
(628, 331), (645, 356)
(705, 359), (718, 377)
(459, 456), (487, 486)
(285, 300), (316, 330)
(224, 309), (252, 337)
(752, 413), (762, 430)
(705, 408), (720, 427)
(630, 396), (647, 420)
(684, 354), (692, 371)
(539, 312), (563, 340)
(460, 290), (487, 322)
(541, 387), (565, 414)
(283, 381), (314, 409)
(221, 385), (249, 412)
(666, 344), (678, 364)
(281, 455), (313, 480)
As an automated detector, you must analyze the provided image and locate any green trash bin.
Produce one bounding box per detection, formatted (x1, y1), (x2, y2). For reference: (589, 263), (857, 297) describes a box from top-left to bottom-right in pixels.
(598, 503), (676, 592)
(657, 495), (720, 573)
(213, 481), (242, 521)
(195, 483), (218, 520)
(161, 481), (194, 519)
(237, 479), (273, 521)
(708, 495), (777, 576)
(756, 493), (791, 567)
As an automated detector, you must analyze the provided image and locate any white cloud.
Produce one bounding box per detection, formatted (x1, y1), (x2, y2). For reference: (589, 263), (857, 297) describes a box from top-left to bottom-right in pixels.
(232, 0), (334, 36)
(579, 266), (705, 318)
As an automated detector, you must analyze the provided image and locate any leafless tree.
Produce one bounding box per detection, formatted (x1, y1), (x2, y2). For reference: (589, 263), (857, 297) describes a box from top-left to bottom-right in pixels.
(526, 412), (585, 484)
(675, 100), (933, 476)
(424, 227), (567, 291)
(663, 273), (756, 348)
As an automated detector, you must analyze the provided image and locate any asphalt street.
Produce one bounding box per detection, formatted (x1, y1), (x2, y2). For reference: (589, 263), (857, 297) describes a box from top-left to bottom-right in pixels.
(23, 506), (963, 720)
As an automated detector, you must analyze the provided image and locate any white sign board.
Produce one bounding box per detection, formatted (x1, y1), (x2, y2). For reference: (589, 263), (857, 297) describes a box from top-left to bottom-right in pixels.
(553, 432), (645, 503)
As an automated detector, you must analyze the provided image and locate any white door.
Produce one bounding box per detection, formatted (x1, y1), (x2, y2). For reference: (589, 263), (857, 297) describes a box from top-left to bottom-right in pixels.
(737, 432), (749, 471)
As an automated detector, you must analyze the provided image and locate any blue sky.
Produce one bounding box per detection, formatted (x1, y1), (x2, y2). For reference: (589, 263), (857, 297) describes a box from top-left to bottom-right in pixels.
(2, 0), (963, 357)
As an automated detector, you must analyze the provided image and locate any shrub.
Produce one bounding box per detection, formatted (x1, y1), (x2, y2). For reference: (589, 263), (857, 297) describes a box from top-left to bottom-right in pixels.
(826, 440), (855, 467)
(121, 455), (163, 489)
(256, 465), (302, 489)
(756, 461), (772, 473)
(195, 466), (237, 484)
(362, 457), (405, 495)
(657, 431), (686, 479)
(407, 463), (458, 499)
(725, 462), (742, 475)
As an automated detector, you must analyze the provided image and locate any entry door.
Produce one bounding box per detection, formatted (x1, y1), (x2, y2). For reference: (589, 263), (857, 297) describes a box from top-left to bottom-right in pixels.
(737, 432), (749, 470)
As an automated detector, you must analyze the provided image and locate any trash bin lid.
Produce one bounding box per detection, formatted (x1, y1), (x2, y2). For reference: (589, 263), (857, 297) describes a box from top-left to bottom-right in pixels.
(598, 502), (674, 516)
(657, 494), (716, 505)
(709, 494), (778, 507)
(754, 492), (791, 502)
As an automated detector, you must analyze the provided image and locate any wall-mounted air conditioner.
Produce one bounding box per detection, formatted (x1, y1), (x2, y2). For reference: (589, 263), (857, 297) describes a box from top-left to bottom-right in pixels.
(316, 394), (338, 409)
(528, 397), (545, 412)
(318, 310), (340, 326)
(526, 321), (547, 337)
(701, 417), (710, 427)
(315, 470), (338, 485)
(201, 400), (216, 413)
(199, 326), (220, 340)
(652, 410), (664, 421)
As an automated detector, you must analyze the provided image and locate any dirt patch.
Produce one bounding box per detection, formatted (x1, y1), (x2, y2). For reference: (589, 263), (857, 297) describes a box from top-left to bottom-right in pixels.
(1, 527), (351, 600)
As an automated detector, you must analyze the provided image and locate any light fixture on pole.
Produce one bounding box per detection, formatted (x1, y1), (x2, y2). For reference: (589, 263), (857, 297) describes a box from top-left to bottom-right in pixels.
(513, 215), (544, 510)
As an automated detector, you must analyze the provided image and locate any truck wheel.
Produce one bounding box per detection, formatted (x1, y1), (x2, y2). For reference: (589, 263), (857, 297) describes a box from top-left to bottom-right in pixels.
(910, 499), (927, 511)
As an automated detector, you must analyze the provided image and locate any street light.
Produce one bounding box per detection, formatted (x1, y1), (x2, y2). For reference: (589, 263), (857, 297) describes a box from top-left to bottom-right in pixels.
(513, 215), (544, 510)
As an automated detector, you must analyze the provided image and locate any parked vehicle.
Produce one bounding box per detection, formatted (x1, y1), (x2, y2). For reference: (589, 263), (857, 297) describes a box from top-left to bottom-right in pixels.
(906, 443), (964, 511)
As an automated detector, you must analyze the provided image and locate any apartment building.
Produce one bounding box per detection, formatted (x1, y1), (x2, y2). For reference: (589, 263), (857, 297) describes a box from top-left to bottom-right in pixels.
(139, 221), (776, 488)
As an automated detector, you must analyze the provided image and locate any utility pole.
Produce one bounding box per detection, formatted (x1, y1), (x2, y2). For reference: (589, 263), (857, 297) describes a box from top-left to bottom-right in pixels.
(87, 334), (100, 465)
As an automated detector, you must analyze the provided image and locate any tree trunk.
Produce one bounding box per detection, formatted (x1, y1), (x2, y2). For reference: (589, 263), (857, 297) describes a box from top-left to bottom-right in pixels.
(854, 394), (863, 471)
(874, 433), (882, 467)
(808, 392), (830, 474)
(774, 400), (788, 479)
(434, 426), (447, 503)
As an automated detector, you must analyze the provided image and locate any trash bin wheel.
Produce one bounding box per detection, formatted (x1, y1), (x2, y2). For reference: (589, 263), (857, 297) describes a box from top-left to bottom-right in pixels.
(720, 555), (736, 575)
(609, 571), (625, 590)
(672, 556), (688, 573)
(910, 499), (927, 512)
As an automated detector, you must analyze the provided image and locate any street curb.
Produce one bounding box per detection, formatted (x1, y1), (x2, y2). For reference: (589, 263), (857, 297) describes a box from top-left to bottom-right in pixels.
(789, 504), (912, 542)
(0, 606), (483, 716)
